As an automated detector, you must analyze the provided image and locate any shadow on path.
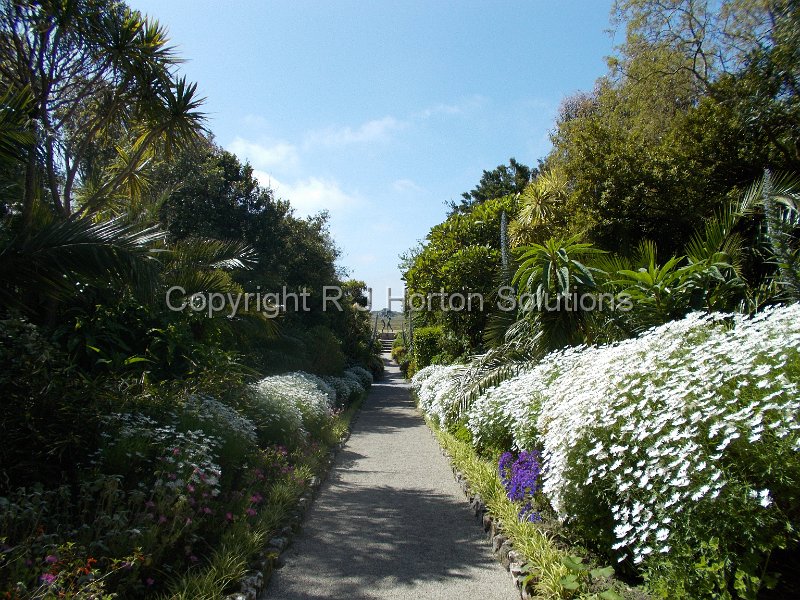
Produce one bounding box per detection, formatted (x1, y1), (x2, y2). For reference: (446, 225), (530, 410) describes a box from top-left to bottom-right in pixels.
(263, 356), (516, 600)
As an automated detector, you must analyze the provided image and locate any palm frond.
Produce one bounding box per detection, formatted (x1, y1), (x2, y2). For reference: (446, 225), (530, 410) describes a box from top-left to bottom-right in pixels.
(165, 238), (257, 272)
(0, 216), (163, 309)
(0, 87), (34, 167)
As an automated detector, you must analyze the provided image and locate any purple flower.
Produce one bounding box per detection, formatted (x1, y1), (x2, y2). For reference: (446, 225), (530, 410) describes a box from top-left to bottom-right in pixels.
(499, 450), (543, 523)
(146, 577), (155, 586)
(44, 554), (58, 564)
(40, 573), (57, 585)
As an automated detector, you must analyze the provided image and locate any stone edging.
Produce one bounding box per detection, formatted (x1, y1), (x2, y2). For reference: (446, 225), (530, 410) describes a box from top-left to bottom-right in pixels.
(223, 411), (360, 600)
(438, 444), (535, 600)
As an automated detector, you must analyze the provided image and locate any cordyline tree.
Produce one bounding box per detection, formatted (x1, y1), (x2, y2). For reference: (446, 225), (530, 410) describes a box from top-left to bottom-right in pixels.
(0, 0), (206, 227)
(0, 0), (225, 316)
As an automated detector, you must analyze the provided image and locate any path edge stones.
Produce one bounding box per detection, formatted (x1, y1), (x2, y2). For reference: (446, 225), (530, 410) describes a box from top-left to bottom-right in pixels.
(431, 434), (535, 600)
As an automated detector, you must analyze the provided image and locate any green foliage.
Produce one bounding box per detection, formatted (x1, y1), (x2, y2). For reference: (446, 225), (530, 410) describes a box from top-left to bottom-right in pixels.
(404, 194), (517, 354)
(0, 317), (102, 493)
(512, 236), (606, 351)
(411, 325), (444, 371)
(449, 157), (534, 215)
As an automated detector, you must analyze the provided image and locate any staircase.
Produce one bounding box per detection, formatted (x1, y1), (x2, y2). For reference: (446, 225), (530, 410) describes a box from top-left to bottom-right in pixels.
(378, 333), (395, 354)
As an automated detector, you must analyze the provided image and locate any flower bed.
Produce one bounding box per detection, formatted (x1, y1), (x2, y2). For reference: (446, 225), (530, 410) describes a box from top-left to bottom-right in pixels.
(0, 367), (372, 598)
(413, 305), (800, 598)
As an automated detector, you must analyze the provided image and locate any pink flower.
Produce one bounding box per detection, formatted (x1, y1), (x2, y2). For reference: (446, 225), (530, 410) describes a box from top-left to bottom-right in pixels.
(158, 515), (167, 524)
(202, 507), (212, 514)
(225, 512), (233, 522)
(145, 501), (155, 509)
(187, 484), (195, 493)
(44, 555), (58, 564)
(40, 573), (57, 585)
(246, 508), (257, 517)
(146, 577), (155, 586)
(172, 448), (180, 456)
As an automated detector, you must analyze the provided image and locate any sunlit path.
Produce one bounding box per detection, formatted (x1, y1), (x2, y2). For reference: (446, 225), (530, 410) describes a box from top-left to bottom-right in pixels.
(263, 354), (516, 600)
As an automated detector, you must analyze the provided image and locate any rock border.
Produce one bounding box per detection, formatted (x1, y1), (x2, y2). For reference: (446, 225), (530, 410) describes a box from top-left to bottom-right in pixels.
(440, 445), (535, 600)
(223, 412), (360, 600)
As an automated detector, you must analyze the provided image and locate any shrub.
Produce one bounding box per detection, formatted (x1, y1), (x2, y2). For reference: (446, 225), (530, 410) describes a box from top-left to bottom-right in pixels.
(323, 375), (363, 406)
(410, 364), (464, 427)
(250, 373), (334, 442)
(465, 369), (549, 454)
(304, 326), (346, 375)
(453, 305), (800, 598)
(0, 317), (102, 492)
(344, 365), (373, 389)
(243, 379), (307, 448)
(411, 326), (444, 370)
(179, 394), (258, 487)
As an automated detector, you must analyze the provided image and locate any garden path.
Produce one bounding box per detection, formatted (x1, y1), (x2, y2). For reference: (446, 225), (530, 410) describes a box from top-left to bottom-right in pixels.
(263, 354), (517, 600)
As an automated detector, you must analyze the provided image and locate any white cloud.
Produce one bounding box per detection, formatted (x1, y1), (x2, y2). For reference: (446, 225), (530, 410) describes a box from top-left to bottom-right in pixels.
(252, 169), (359, 216)
(228, 137), (299, 171)
(304, 116), (404, 148)
(415, 96), (486, 119)
(392, 178), (423, 193)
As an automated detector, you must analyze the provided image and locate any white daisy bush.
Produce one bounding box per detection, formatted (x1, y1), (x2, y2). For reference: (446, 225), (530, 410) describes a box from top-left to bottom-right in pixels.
(414, 305), (800, 596)
(411, 364), (464, 427)
(344, 366), (374, 390)
(100, 413), (223, 498)
(183, 393), (258, 445)
(323, 375), (364, 406)
(250, 372), (335, 442)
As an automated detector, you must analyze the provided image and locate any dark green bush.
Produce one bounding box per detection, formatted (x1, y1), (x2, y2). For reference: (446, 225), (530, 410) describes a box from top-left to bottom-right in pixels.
(411, 326), (444, 370)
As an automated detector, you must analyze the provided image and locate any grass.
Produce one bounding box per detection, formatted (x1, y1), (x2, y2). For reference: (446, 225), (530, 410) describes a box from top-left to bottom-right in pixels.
(159, 393), (366, 599)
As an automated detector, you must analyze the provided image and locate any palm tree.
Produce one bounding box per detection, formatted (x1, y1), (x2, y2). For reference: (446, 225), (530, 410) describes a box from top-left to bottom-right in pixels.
(509, 168), (570, 247)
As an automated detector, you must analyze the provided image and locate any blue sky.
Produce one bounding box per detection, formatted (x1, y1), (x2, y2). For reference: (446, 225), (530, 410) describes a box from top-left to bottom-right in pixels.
(129, 0), (617, 309)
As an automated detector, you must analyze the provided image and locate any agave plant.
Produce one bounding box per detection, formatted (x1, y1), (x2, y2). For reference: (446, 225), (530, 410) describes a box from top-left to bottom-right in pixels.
(512, 236), (606, 348)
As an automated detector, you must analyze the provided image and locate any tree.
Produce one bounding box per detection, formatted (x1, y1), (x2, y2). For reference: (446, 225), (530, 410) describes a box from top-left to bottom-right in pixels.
(0, 0), (206, 226)
(404, 195), (517, 351)
(508, 167), (587, 246)
(448, 157), (534, 215)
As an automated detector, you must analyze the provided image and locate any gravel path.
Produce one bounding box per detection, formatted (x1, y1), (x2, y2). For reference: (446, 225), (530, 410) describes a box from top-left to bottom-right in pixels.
(263, 355), (517, 600)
